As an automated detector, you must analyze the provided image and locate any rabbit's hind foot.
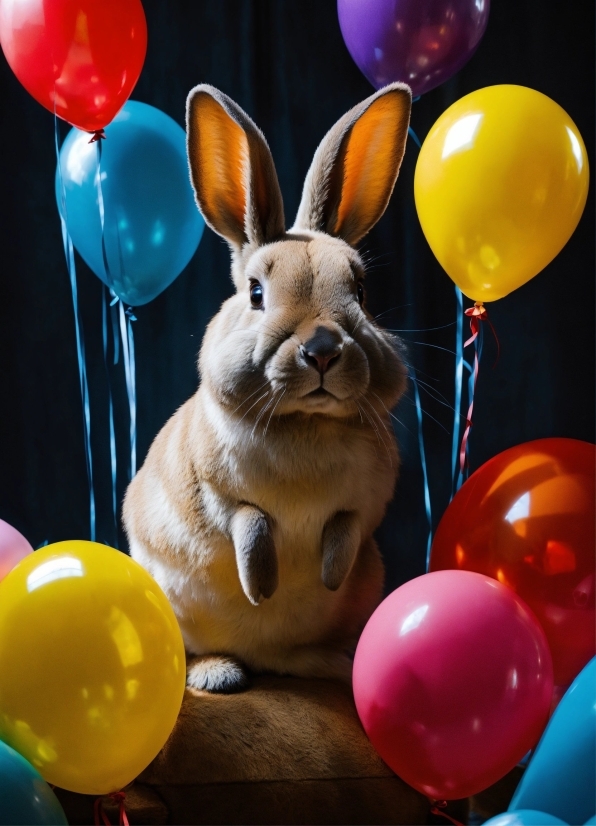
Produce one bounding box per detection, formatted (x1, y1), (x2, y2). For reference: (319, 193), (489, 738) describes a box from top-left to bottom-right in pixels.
(186, 654), (249, 693)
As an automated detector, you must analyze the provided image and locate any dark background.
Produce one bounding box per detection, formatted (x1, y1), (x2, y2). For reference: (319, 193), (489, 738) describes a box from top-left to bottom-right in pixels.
(0, 0), (593, 593)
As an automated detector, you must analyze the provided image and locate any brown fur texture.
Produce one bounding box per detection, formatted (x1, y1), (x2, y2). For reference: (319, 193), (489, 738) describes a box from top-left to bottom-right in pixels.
(123, 83), (412, 692)
(138, 676), (430, 825)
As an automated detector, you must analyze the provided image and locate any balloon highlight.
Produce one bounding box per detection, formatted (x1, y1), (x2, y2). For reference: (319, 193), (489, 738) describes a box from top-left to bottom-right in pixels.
(430, 438), (596, 690)
(415, 85), (589, 302)
(56, 101), (205, 306)
(0, 541), (186, 795)
(353, 570), (553, 800)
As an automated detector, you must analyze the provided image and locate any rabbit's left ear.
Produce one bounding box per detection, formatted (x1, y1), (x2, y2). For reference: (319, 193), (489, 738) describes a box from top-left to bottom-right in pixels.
(187, 85), (285, 251)
(293, 83), (411, 246)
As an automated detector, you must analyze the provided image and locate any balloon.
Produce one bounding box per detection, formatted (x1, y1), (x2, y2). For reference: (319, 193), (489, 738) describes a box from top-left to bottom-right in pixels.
(0, 519), (33, 583)
(353, 570), (553, 800)
(337, 0), (490, 98)
(56, 101), (205, 306)
(483, 812), (568, 826)
(430, 438), (595, 691)
(0, 0), (146, 133)
(0, 541), (186, 795)
(0, 739), (68, 826)
(508, 658), (596, 826)
(584, 819), (596, 825)
(414, 85), (589, 302)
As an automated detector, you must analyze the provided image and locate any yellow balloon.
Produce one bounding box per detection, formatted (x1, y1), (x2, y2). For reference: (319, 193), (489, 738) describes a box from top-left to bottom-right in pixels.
(414, 85), (589, 303)
(0, 541), (185, 795)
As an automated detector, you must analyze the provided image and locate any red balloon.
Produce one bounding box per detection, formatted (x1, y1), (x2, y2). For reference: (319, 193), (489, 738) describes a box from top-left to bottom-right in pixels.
(0, 0), (147, 132)
(353, 570), (553, 800)
(431, 438), (595, 690)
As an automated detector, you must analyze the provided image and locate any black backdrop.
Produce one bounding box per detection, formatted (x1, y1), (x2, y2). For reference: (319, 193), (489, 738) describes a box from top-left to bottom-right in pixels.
(0, 0), (593, 593)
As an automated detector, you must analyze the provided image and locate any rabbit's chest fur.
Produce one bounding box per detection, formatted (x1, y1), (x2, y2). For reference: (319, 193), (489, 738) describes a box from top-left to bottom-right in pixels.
(125, 386), (396, 667)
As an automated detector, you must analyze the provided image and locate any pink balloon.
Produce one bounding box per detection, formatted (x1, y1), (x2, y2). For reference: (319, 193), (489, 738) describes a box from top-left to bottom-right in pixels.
(0, 520), (34, 583)
(353, 570), (553, 800)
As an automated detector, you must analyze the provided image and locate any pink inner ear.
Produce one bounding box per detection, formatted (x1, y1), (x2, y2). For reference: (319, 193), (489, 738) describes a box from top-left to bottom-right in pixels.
(189, 92), (249, 246)
(333, 93), (409, 244)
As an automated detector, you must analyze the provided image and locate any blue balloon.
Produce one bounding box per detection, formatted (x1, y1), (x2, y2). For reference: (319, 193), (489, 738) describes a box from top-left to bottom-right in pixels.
(584, 818), (596, 825)
(483, 812), (568, 826)
(0, 739), (67, 825)
(56, 100), (204, 306)
(509, 657), (596, 826)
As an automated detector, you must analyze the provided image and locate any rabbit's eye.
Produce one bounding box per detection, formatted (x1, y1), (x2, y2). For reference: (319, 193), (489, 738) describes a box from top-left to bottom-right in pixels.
(357, 281), (365, 306)
(250, 281), (264, 309)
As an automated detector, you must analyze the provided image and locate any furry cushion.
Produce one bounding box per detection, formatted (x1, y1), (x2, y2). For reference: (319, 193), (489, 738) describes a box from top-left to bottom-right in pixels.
(56, 676), (429, 825)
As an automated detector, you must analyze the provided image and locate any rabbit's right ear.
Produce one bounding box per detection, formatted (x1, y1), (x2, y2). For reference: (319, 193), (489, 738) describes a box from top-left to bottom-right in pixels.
(293, 83), (411, 247)
(187, 85), (285, 251)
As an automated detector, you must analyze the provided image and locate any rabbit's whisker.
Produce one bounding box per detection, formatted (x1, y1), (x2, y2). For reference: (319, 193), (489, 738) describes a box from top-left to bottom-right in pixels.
(369, 391), (409, 433)
(386, 321), (456, 334)
(401, 340), (458, 357)
(369, 303), (415, 324)
(356, 400), (385, 463)
(406, 374), (452, 407)
(359, 396), (394, 468)
(237, 389), (272, 425)
(229, 380), (271, 416)
(400, 390), (450, 433)
(263, 387), (286, 441)
(411, 378), (459, 415)
(250, 390), (277, 440)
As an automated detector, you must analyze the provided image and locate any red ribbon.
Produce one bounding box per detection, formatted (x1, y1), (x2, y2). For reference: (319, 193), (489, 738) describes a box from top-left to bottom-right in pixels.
(464, 302), (500, 361)
(88, 129), (107, 144)
(94, 792), (129, 826)
(459, 302), (499, 475)
(430, 800), (465, 826)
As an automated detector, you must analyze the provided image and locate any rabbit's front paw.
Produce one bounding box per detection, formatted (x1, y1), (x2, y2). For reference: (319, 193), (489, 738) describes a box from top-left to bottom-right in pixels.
(186, 655), (249, 693)
(321, 511), (361, 591)
(231, 505), (278, 605)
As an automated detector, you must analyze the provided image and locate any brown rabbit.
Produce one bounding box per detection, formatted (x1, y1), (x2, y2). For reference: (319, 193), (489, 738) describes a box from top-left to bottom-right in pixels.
(123, 82), (411, 692)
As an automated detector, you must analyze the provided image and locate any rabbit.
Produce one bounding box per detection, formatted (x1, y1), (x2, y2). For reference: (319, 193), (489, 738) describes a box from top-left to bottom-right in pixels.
(123, 81), (412, 693)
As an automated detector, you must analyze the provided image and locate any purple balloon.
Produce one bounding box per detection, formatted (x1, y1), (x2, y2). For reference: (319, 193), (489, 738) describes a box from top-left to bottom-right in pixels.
(338, 0), (490, 97)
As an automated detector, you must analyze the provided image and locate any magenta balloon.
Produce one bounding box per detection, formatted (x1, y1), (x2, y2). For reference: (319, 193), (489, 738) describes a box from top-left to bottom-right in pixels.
(353, 570), (553, 800)
(337, 0), (490, 97)
(0, 519), (33, 583)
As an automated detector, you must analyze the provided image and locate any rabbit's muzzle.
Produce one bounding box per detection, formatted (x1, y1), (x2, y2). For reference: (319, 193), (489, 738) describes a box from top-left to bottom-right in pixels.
(300, 325), (343, 376)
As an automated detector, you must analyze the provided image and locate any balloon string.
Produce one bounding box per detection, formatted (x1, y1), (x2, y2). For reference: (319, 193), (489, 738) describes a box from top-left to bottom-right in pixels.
(408, 125), (422, 148)
(54, 113), (96, 541)
(410, 372), (432, 570)
(94, 792), (129, 826)
(95, 142), (136, 481)
(95, 141), (112, 287)
(102, 287), (119, 546)
(429, 802), (465, 826)
(451, 286), (465, 497)
(458, 303), (487, 480)
(405, 114), (432, 567)
(110, 294), (120, 365)
(119, 301), (137, 479)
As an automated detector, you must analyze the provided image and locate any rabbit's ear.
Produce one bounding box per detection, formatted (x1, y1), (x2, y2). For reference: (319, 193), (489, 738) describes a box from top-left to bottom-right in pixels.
(293, 83), (411, 246)
(187, 85), (285, 250)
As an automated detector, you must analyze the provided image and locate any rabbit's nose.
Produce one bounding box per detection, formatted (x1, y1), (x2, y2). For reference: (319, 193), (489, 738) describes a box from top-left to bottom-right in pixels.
(301, 326), (343, 375)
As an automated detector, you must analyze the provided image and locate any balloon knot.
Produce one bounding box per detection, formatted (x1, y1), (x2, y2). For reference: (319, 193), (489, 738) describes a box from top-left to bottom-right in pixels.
(429, 800), (465, 826)
(464, 302), (499, 364)
(464, 301), (487, 319)
(94, 791), (129, 826)
(88, 129), (106, 144)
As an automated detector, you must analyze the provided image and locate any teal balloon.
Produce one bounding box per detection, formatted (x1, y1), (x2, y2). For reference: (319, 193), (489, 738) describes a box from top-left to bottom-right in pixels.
(509, 657), (596, 826)
(0, 740), (68, 825)
(484, 812), (568, 826)
(56, 100), (204, 306)
(584, 818), (596, 825)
